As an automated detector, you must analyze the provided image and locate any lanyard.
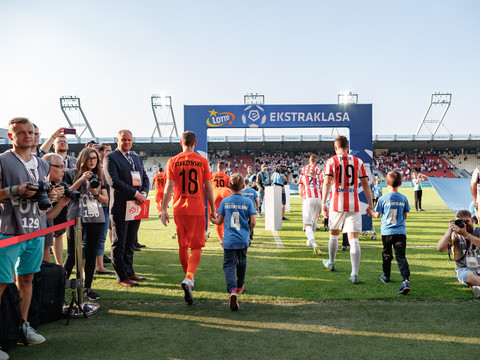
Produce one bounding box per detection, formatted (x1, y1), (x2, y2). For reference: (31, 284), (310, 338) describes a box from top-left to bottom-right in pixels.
(9, 149), (39, 182)
(461, 235), (474, 252)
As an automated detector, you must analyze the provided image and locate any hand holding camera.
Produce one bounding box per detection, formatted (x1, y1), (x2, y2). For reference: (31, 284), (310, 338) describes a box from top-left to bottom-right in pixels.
(26, 181), (52, 210)
(82, 171), (100, 189)
(450, 219), (469, 237)
(52, 182), (80, 200)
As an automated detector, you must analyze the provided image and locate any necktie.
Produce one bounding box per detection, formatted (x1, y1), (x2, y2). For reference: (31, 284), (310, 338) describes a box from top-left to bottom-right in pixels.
(126, 153), (135, 170)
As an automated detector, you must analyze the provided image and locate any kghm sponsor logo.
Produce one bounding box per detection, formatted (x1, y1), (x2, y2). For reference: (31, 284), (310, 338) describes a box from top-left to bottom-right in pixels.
(206, 109), (235, 127)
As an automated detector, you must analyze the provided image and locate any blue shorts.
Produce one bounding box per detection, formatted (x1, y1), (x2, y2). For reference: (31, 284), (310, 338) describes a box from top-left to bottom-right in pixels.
(0, 235), (44, 283)
(456, 268), (480, 286)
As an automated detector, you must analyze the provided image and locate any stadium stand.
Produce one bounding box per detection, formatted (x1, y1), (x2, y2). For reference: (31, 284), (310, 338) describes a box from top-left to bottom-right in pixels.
(373, 151), (456, 179)
(445, 152), (480, 174)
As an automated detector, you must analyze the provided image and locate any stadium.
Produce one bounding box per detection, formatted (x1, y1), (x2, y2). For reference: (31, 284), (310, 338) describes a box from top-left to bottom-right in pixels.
(1, 93), (478, 184)
(1, 2), (480, 359)
(1, 92), (480, 359)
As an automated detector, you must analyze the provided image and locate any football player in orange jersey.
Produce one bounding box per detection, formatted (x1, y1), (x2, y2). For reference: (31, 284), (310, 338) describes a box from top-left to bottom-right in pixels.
(161, 131), (216, 305)
(152, 166), (166, 214)
(212, 160), (230, 189)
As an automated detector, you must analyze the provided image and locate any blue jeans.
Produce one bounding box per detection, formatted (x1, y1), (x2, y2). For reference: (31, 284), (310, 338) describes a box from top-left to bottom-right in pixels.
(223, 247), (248, 293)
(258, 189), (265, 214)
(96, 207), (110, 256)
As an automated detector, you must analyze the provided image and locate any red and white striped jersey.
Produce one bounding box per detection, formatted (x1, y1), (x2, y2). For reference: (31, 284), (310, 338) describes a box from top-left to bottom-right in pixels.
(298, 174), (322, 199)
(324, 154), (367, 212)
(301, 164), (320, 177)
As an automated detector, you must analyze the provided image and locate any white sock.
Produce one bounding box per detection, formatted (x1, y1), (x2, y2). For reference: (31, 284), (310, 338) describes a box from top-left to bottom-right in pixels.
(349, 238), (361, 275)
(305, 226), (317, 247)
(328, 235), (339, 263)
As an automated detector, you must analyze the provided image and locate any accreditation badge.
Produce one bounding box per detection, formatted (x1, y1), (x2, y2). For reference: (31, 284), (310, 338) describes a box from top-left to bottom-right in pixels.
(465, 250), (478, 268)
(86, 198), (99, 217)
(131, 171), (141, 186)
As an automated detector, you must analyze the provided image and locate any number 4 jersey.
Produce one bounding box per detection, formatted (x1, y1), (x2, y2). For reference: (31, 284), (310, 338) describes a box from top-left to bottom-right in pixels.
(166, 151), (212, 216)
(374, 192), (410, 235)
(324, 154), (368, 212)
(216, 193), (256, 249)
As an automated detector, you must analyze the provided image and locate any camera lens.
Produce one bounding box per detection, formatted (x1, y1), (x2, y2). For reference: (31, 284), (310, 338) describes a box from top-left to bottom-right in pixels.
(30, 181), (52, 210)
(454, 219), (465, 228)
(89, 174), (100, 189)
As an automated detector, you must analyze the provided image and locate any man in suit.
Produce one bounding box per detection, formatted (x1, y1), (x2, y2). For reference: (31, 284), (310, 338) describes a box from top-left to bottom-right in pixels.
(103, 130), (149, 287)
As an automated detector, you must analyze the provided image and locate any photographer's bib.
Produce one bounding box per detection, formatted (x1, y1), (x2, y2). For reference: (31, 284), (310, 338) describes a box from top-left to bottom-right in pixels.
(67, 181), (105, 224)
(0, 151), (49, 235)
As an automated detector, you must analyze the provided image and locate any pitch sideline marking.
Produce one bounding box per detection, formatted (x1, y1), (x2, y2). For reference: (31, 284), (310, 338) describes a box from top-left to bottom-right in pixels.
(272, 231), (284, 248)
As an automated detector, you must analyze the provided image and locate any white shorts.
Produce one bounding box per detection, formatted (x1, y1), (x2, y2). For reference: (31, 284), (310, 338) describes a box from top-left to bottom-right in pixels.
(328, 211), (362, 233)
(302, 198), (322, 229)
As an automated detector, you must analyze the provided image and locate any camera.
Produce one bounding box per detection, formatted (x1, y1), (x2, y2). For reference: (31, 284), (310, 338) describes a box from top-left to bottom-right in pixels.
(54, 182), (81, 201)
(28, 181), (52, 210)
(89, 173), (100, 189)
(454, 219), (467, 228)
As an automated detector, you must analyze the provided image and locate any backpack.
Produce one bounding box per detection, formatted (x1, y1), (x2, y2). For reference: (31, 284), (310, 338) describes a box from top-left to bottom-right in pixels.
(28, 261), (66, 329)
(0, 283), (27, 351)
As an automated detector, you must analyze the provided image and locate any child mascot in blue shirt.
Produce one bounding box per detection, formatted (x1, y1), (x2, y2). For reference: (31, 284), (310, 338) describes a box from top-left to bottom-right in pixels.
(211, 173), (256, 310)
(369, 171), (411, 295)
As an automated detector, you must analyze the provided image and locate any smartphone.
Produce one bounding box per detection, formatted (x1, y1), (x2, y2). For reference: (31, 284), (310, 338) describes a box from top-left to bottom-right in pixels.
(64, 128), (76, 135)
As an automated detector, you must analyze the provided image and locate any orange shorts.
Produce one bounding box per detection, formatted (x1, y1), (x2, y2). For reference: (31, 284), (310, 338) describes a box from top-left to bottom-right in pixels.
(155, 191), (164, 203)
(174, 215), (206, 249)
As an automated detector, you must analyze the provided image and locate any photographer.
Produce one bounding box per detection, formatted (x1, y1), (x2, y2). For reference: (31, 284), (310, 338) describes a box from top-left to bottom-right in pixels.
(42, 153), (74, 261)
(256, 164), (270, 216)
(272, 164), (291, 220)
(0, 118), (53, 355)
(246, 166), (257, 191)
(437, 209), (480, 298)
(40, 128), (77, 266)
(63, 147), (108, 301)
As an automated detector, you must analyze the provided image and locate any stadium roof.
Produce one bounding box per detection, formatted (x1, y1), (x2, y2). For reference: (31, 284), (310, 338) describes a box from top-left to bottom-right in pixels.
(1, 134), (478, 156)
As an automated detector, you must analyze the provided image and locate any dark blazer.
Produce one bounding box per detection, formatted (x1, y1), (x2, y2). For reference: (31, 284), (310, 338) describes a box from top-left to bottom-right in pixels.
(103, 149), (150, 218)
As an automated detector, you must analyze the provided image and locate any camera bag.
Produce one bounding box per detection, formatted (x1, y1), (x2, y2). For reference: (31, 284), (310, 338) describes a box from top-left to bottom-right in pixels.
(0, 283), (27, 351)
(28, 261), (66, 329)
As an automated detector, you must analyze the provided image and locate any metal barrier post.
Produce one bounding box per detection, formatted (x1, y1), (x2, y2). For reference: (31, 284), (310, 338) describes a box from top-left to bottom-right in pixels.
(64, 217), (100, 323)
(74, 216), (84, 305)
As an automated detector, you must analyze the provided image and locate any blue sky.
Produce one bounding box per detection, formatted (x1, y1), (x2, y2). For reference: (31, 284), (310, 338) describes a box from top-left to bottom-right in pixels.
(0, 0), (478, 139)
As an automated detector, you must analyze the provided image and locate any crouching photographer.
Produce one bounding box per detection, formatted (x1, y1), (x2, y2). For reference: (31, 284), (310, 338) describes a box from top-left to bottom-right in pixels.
(63, 148), (107, 301)
(437, 209), (480, 298)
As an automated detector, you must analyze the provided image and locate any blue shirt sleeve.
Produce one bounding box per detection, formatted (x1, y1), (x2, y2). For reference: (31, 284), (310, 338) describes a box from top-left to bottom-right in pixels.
(404, 196), (410, 213)
(248, 199), (256, 216)
(374, 197), (384, 214)
(217, 199), (226, 217)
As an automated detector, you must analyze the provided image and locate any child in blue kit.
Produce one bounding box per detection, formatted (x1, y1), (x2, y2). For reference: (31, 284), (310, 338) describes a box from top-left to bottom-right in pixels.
(211, 173), (256, 310)
(241, 178), (259, 243)
(370, 171), (411, 295)
(372, 178), (383, 207)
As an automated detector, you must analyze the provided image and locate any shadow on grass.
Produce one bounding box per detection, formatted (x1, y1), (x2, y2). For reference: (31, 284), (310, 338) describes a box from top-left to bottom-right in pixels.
(10, 299), (480, 360)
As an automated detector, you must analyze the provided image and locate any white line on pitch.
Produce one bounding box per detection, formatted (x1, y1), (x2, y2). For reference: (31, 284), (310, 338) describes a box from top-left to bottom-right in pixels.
(272, 231), (284, 248)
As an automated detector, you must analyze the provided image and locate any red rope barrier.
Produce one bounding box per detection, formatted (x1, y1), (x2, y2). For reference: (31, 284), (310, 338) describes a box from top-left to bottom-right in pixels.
(0, 219), (76, 249)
